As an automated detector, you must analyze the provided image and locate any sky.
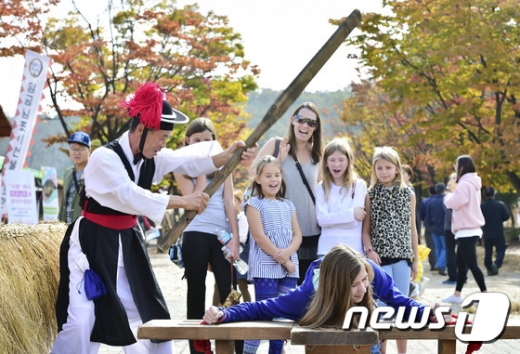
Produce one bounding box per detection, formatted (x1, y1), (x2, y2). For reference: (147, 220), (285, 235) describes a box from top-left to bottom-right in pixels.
(0, 0), (386, 118)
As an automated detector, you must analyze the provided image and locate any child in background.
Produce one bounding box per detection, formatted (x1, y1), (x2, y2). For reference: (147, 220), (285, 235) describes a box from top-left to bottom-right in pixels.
(244, 155), (302, 354)
(362, 146), (419, 354)
(316, 138), (367, 256)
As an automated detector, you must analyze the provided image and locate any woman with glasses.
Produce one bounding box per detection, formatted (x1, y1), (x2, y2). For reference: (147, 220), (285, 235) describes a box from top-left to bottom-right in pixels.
(249, 102), (323, 284)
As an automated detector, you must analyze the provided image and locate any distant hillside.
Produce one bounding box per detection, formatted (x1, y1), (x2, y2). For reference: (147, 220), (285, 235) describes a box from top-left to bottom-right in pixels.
(244, 88), (353, 145)
(0, 116), (78, 179)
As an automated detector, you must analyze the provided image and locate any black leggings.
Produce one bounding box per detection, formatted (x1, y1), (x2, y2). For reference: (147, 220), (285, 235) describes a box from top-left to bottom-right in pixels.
(456, 236), (486, 292)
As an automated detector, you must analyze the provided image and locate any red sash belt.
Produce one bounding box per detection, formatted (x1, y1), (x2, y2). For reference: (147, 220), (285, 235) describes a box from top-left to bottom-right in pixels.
(82, 210), (137, 230)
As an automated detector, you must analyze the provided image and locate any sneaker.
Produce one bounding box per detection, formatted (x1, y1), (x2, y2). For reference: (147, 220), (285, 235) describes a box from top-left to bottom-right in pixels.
(442, 294), (463, 304)
(491, 263), (499, 275)
(442, 279), (457, 285)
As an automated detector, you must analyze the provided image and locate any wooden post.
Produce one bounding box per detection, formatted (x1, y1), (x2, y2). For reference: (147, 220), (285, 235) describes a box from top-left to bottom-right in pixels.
(159, 9), (362, 251)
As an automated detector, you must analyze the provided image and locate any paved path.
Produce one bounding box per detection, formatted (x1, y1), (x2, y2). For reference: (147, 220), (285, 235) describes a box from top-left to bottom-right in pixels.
(100, 244), (520, 354)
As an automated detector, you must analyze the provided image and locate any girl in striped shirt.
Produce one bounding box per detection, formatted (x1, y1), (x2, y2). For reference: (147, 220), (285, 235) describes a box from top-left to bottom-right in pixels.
(244, 155), (302, 354)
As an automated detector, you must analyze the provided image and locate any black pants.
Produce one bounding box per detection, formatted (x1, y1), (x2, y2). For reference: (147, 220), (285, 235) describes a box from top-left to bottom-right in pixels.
(444, 229), (458, 281)
(424, 226), (436, 269)
(456, 236), (486, 292)
(183, 231), (238, 354)
(484, 236), (506, 270)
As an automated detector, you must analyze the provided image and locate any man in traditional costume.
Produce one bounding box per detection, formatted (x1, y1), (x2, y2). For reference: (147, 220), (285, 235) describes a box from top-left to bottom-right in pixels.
(53, 82), (251, 354)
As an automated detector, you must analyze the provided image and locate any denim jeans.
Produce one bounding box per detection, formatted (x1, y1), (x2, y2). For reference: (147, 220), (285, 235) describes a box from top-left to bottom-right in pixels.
(378, 260), (411, 308)
(432, 233), (447, 270)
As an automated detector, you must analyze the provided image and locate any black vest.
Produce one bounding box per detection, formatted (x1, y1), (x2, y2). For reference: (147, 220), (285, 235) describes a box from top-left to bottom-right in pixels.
(82, 140), (156, 215)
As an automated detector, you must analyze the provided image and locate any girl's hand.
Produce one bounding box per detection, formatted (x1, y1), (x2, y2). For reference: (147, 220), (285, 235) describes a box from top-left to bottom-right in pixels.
(283, 259), (296, 274)
(272, 248), (288, 264)
(367, 249), (381, 265)
(353, 207), (366, 221)
(203, 306), (224, 324)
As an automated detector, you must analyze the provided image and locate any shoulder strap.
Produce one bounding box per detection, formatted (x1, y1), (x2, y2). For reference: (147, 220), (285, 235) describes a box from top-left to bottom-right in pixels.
(273, 137), (281, 158)
(294, 158), (316, 205)
(72, 168), (80, 193)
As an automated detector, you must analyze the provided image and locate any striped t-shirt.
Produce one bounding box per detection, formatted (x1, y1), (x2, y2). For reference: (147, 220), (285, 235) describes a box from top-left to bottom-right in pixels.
(246, 196), (299, 280)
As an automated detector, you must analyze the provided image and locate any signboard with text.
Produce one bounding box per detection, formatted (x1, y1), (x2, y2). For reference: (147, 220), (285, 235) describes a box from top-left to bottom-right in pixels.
(4, 170), (38, 224)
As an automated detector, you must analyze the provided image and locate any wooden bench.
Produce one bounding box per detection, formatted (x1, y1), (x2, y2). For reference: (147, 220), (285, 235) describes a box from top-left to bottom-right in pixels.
(138, 319), (293, 353)
(138, 319), (520, 354)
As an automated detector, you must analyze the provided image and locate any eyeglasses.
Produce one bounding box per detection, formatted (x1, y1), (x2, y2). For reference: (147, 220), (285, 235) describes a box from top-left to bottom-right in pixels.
(69, 147), (89, 153)
(295, 115), (318, 128)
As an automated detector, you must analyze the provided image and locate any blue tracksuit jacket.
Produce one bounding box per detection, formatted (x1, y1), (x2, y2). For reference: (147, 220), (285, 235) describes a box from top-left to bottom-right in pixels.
(218, 258), (426, 323)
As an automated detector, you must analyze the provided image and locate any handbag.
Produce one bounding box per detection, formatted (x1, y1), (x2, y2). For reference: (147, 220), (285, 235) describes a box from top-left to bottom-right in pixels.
(222, 262), (241, 308)
(168, 233), (184, 268)
(84, 269), (108, 300)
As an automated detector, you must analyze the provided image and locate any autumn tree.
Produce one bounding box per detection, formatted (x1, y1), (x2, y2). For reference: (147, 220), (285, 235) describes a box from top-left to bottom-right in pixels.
(42, 1), (258, 146)
(340, 80), (438, 198)
(2, 0), (259, 188)
(0, 0), (60, 57)
(344, 0), (520, 193)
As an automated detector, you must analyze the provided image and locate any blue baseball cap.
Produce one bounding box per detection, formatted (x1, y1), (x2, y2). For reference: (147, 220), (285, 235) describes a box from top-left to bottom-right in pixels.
(67, 131), (91, 148)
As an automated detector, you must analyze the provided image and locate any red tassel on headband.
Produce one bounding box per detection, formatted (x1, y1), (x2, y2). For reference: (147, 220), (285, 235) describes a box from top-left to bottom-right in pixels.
(122, 82), (163, 130)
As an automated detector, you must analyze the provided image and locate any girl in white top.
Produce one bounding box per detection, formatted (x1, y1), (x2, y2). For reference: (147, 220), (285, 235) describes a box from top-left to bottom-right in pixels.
(316, 138), (367, 256)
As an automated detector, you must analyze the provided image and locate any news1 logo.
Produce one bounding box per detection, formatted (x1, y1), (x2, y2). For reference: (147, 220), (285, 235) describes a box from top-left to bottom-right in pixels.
(343, 292), (510, 342)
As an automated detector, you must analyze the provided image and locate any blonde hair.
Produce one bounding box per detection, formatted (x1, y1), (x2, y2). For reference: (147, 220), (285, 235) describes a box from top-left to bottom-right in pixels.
(251, 155), (286, 200)
(369, 146), (405, 189)
(299, 245), (374, 329)
(321, 138), (356, 201)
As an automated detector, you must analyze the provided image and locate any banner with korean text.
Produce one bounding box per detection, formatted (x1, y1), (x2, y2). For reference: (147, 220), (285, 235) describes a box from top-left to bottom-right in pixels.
(1, 50), (51, 217)
(4, 170), (38, 225)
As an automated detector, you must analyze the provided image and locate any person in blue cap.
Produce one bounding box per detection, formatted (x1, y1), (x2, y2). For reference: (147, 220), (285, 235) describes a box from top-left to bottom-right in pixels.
(58, 131), (92, 224)
(52, 82), (255, 354)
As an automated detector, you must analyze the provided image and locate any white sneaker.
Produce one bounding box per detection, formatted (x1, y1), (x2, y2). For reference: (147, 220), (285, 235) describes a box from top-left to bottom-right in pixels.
(442, 294), (462, 304)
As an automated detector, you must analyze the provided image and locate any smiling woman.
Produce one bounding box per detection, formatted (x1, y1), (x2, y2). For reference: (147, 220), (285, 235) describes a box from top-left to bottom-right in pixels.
(249, 102), (323, 285)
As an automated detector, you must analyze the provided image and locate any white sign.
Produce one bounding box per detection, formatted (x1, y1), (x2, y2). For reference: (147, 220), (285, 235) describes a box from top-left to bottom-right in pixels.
(42, 166), (59, 221)
(4, 170), (38, 225)
(1, 50), (51, 215)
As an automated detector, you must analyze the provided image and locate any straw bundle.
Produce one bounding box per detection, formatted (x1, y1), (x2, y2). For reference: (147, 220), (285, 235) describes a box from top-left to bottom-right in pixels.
(0, 221), (66, 354)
